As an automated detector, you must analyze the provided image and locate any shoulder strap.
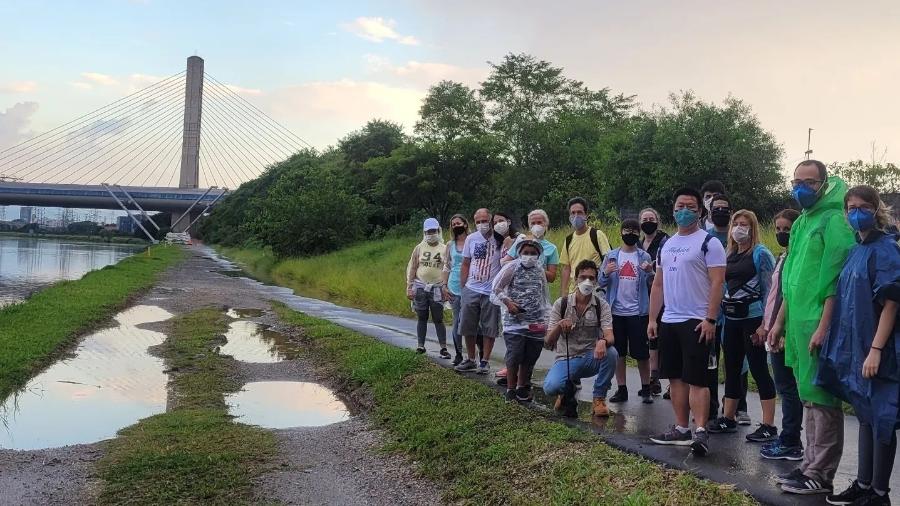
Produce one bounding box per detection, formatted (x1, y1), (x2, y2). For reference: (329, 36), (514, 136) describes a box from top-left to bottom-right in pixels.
(559, 295), (568, 320)
(565, 233), (573, 257)
(700, 233), (714, 255)
(589, 228), (603, 256)
(593, 295), (603, 323)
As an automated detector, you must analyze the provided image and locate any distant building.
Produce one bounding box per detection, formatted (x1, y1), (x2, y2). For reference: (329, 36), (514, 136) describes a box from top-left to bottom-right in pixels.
(117, 215), (135, 234)
(19, 206), (33, 223)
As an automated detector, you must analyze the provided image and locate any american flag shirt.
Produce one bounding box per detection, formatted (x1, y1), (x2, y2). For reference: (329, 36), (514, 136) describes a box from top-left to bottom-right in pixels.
(462, 231), (502, 295)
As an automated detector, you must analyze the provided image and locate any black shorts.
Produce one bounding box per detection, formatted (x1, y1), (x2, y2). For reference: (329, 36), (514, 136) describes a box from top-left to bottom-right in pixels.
(612, 314), (650, 360)
(503, 332), (544, 370)
(658, 319), (711, 387)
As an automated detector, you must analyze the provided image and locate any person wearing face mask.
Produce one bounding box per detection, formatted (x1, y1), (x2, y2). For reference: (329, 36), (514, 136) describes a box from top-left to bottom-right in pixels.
(503, 209), (559, 282)
(770, 160), (855, 496)
(701, 180), (727, 231)
(543, 260), (618, 418)
(491, 240), (550, 403)
(706, 210), (779, 445)
(600, 219), (655, 404)
(494, 212), (520, 259)
(640, 207), (671, 397)
(560, 197), (611, 296)
(406, 217), (450, 358)
(456, 208), (504, 375)
(647, 187), (726, 457)
(759, 209), (805, 462)
(814, 185), (900, 506)
(442, 214), (470, 366)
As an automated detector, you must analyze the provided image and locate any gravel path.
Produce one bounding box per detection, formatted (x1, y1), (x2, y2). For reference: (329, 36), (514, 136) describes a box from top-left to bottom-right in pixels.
(0, 247), (442, 505)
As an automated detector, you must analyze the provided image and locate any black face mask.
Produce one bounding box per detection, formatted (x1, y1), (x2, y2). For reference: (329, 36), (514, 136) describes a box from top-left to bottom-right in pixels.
(452, 226), (466, 237)
(711, 209), (731, 227)
(621, 233), (640, 246)
(776, 231), (790, 248)
(640, 222), (658, 235)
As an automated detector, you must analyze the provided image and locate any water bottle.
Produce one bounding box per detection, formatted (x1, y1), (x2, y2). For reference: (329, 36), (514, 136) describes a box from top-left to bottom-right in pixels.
(707, 346), (718, 370)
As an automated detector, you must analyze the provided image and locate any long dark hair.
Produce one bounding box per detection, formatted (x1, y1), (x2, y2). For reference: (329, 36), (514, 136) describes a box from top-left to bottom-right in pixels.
(493, 211), (519, 238)
(449, 213), (469, 238)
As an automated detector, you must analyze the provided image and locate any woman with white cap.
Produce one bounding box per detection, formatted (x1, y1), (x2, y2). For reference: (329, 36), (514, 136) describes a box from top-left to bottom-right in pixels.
(406, 217), (451, 358)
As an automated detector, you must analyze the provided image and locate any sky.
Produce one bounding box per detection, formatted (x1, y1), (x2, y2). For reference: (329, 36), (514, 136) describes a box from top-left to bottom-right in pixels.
(1, 0), (899, 181)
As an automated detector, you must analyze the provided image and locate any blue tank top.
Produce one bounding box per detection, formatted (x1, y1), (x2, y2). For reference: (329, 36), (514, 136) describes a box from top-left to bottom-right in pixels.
(448, 242), (465, 295)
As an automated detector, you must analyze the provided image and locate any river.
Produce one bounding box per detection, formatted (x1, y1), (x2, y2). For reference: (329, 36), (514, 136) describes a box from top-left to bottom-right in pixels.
(0, 236), (143, 306)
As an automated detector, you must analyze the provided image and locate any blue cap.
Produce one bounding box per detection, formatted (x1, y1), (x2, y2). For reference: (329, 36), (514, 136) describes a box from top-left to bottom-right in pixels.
(423, 218), (440, 231)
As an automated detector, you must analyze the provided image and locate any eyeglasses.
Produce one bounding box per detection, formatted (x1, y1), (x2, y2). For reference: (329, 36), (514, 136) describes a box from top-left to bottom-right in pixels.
(791, 178), (823, 187)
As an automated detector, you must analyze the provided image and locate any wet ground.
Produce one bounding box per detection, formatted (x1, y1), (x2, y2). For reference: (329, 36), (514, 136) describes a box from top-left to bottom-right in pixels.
(203, 246), (900, 505)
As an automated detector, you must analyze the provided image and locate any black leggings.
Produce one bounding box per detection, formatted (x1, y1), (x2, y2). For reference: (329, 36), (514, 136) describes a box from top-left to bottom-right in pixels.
(416, 302), (446, 348)
(858, 422), (898, 493)
(723, 317), (775, 401)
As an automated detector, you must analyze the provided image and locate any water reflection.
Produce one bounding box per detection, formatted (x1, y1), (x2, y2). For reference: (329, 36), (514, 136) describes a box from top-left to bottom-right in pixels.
(0, 305), (172, 450)
(226, 381), (349, 429)
(0, 237), (140, 306)
(219, 320), (298, 363)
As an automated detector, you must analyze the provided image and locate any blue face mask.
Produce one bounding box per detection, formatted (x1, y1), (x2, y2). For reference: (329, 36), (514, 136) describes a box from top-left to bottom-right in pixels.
(847, 208), (875, 232)
(569, 215), (586, 229)
(792, 183), (819, 209)
(673, 208), (699, 227)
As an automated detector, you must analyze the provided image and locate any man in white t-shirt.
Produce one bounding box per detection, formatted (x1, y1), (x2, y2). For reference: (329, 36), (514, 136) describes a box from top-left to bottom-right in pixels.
(647, 187), (726, 457)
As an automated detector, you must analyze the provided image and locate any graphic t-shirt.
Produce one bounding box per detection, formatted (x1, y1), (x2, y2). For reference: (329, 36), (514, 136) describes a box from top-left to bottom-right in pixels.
(407, 241), (446, 286)
(462, 231), (502, 295)
(612, 250), (640, 316)
(658, 229), (727, 323)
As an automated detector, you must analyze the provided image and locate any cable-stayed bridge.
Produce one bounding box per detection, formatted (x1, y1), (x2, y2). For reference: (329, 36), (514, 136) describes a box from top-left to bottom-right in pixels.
(0, 56), (309, 237)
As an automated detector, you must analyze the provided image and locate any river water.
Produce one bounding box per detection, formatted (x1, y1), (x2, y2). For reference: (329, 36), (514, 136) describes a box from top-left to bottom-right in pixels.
(0, 236), (142, 306)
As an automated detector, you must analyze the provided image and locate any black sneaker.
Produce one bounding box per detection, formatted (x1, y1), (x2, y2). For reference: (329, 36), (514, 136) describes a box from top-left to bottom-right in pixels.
(691, 429), (709, 456)
(650, 378), (662, 396)
(415, 347), (426, 354)
(609, 386), (628, 403)
(780, 474), (832, 495)
(746, 423), (778, 443)
(855, 491), (891, 505)
(774, 468), (804, 485)
(439, 348), (451, 359)
(706, 416), (737, 434)
(663, 385), (671, 400)
(504, 389), (516, 402)
(496, 376), (508, 387)
(452, 353), (463, 366)
(515, 385), (533, 403)
(641, 388), (653, 404)
(826, 480), (874, 505)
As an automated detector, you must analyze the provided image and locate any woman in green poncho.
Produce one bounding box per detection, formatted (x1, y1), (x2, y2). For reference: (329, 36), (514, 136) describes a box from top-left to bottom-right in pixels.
(768, 160), (856, 496)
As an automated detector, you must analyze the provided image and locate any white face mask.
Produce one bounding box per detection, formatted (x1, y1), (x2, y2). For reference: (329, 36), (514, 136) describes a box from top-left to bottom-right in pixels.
(425, 233), (440, 245)
(731, 225), (750, 243)
(520, 254), (539, 268)
(530, 224), (546, 239)
(493, 221), (509, 236)
(703, 195), (714, 213)
(577, 279), (595, 296)
(476, 223), (491, 235)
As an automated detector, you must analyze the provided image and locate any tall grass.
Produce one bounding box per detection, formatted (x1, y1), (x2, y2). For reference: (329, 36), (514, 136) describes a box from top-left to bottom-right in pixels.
(220, 222), (783, 319)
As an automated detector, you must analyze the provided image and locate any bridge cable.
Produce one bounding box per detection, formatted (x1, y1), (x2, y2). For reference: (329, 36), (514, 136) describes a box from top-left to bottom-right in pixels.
(200, 106), (273, 179)
(201, 101), (282, 169)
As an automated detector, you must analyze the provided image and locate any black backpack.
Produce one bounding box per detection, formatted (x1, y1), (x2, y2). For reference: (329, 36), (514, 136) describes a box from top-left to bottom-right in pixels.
(565, 227), (604, 262)
(558, 294), (604, 325)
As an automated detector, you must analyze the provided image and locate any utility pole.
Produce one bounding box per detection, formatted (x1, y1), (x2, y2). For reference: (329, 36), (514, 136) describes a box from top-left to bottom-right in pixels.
(805, 128), (814, 160)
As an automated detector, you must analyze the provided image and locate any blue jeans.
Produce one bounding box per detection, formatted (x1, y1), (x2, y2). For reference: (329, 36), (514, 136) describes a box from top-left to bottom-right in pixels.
(450, 293), (463, 356)
(543, 348), (619, 399)
(770, 350), (802, 447)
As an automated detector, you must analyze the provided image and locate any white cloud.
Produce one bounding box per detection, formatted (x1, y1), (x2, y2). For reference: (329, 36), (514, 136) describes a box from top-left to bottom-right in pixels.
(0, 81), (37, 94)
(69, 82), (93, 90)
(363, 55), (487, 87)
(341, 17), (420, 45)
(81, 72), (119, 86)
(223, 84), (263, 96)
(0, 102), (39, 151)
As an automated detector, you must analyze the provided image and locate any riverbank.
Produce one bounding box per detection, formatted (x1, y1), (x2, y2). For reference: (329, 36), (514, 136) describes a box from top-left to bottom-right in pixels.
(0, 231), (147, 245)
(0, 245), (183, 399)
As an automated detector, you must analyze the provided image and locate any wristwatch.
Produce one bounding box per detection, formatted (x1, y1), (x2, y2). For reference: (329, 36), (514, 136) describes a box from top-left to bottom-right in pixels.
(705, 318), (717, 325)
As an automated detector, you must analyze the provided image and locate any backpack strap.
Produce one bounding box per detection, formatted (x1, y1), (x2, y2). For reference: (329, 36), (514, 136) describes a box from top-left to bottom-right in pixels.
(700, 233), (714, 256)
(559, 295), (568, 322)
(589, 228), (603, 257)
(565, 233), (573, 259)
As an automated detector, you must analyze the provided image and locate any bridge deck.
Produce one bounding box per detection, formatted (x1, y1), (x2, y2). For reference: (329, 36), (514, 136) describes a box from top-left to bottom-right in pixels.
(0, 183), (224, 212)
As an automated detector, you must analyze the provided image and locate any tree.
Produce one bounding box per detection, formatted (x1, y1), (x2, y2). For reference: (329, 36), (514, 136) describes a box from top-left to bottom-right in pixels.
(67, 220), (101, 235)
(338, 120), (406, 166)
(828, 160), (900, 194)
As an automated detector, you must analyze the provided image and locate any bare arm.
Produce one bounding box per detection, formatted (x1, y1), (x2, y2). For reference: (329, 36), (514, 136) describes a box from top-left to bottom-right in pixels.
(460, 257), (471, 290)
(863, 300), (899, 378)
(545, 264), (557, 283)
(696, 266), (725, 343)
(809, 296), (836, 352)
(647, 267), (664, 338)
(560, 264), (571, 297)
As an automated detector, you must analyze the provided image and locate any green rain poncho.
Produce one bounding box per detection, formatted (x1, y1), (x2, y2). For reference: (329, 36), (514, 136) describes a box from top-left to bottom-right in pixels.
(782, 176), (856, 407)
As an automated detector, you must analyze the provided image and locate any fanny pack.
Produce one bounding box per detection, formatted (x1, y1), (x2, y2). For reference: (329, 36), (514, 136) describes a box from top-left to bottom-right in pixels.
(722, 284), (761, 319)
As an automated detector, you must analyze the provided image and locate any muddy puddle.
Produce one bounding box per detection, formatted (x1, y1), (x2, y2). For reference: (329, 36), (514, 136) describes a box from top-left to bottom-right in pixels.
(0, 305), (172, 450)
(219, 320), (298, 363)
(226, 381), (350, 429)
(225, 307), (264, 319)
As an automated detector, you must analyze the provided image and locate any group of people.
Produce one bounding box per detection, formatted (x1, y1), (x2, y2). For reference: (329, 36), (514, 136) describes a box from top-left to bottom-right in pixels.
(405, 160), (899, 503)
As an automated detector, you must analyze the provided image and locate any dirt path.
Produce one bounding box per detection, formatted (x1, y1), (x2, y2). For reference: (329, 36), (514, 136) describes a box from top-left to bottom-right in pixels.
(0, 248), (441, 506)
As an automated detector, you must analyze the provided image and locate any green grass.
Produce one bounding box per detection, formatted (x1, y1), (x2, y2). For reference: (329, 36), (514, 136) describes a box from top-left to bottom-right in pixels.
(272, 302), (756, 505)
(97, 308), (276, 505)
(0, 245), (184, 399)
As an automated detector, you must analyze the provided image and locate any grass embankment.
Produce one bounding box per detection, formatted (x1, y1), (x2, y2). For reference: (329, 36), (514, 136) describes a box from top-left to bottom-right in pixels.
(221, 224), (782, 320)
(0, 245), (183, 399)
(272, 302), (755, 505)
(98, 308), (276, 505)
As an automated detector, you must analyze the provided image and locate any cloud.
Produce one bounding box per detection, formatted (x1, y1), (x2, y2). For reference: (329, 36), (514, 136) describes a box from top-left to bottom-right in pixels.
(0, 81), (37, 94)
(69, 82), (93, 90)
(223, 84), (263, 96)
(81, 72), (119, 86)
(341, 17), (420, 45)
(363, 55), (487, 87)
(0, 102), (39, 151)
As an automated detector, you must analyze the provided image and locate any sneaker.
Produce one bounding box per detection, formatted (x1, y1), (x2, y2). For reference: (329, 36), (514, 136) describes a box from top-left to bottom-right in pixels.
(592, 397), (610, 417)
(454, 359), (477, 372)
(736, 410), (751, 425)
(649, 425), (692, 446)
(504, 389), (517, 402)
(746, 423), (779, 443)
(439, 348), (451, 359)
(609, 386), (628, 403)
(515, 385), (533, 403)
(760, 441), (804, 461)
(826, 480), (874, 505)
(452, 353), (463, 366)
(476, 360), (490, 375)
(650, 378), (662, 396)
(640, 387), (653, 404)
(780, 474), (832, 495)
(496, 367), (508, 378)
(774, 468), (804, 485)
(706, 416), (737, 434)
(855, 492), (891, 505)
(415, 347), (426, 354)
(496, 376), (508, 387)
(663, 385), (671, 400)
(691, 429), (709, 456)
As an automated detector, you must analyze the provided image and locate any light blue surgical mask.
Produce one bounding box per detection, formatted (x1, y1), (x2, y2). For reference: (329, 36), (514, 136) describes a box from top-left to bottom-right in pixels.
(673, 208), (699, 227)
